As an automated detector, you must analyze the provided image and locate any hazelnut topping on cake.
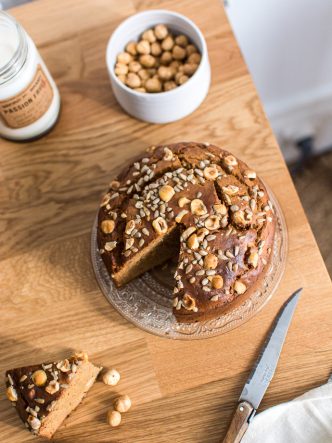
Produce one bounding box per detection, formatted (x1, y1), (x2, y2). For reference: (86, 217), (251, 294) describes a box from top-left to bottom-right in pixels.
(5, 352), (102, 439)
(97, 142), (276, 322)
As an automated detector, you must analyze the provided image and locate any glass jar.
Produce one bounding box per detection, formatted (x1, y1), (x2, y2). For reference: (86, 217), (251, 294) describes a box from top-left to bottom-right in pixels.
(0, 11), (61, 141)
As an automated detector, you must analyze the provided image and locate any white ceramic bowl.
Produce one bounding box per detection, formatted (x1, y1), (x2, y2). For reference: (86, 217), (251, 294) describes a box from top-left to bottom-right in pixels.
(106, 9), (211, 124)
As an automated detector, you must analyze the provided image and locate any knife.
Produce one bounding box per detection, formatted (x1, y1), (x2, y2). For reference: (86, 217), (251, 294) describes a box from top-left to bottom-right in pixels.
(222, 288), (302, 443)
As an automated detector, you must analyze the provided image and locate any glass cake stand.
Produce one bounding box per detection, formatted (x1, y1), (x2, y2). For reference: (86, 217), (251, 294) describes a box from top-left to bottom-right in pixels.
(91, 186), (288, 340)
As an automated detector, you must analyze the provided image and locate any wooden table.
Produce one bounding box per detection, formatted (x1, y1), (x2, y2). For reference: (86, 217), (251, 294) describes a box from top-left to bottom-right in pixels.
(1, 0), (331, 441)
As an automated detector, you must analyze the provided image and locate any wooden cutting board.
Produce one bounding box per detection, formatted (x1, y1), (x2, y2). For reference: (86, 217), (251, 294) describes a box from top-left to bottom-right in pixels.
(1, 0), (331, 441)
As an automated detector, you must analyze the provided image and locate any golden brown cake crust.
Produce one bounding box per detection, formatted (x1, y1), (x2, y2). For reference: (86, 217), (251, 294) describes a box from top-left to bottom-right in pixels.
(97, 142), (276, 322)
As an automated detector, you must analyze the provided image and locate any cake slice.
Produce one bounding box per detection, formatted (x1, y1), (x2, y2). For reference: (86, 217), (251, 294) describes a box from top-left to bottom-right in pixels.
(5, 352), (102, 439)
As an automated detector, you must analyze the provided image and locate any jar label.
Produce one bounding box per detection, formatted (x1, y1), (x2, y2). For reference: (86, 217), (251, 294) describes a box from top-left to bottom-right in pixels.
(0, 64), (54, 129)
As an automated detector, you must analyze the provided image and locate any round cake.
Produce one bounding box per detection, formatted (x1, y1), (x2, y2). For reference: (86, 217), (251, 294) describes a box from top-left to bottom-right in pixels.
(97, 142), (276, 323)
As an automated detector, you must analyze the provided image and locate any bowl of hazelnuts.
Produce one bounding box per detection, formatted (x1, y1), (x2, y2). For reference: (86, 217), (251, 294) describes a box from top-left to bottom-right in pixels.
(106, 9), (210, 123)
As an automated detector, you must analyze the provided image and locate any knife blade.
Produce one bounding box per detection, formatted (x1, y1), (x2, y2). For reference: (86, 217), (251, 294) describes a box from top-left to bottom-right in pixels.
(222, 288), (302, 443)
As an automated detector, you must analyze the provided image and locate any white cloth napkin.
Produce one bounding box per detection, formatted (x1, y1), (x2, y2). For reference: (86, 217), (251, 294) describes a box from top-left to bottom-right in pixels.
(242, 382), (332, 443)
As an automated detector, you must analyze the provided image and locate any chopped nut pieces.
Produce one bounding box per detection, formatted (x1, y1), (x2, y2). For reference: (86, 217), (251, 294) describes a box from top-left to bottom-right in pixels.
(114, 395), (132, 413)
(102, 368), (121, 386)
(191, 199), (207, 215)
(46, 380), (60, 395)
(107, 410), (122, 427)
(114, 24), (200, 92)
(182, 293), (198, 312)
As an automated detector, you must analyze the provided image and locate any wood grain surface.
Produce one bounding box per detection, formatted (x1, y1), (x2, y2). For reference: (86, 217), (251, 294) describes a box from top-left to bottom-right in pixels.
(0, 0), (331, 442)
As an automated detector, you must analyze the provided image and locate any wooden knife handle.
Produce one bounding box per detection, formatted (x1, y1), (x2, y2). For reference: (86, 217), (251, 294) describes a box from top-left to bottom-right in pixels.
(222, 401), (255, 443)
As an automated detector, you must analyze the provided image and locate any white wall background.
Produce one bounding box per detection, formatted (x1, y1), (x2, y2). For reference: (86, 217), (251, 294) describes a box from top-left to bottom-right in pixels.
(225, 0), (332, 161)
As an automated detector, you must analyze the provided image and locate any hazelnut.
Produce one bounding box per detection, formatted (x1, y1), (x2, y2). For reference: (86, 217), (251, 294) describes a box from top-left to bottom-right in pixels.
(182, 294), (197, 311)
(160, 51), (173, 65)
(182, 226), (196, 241)
(205, 215), (220, 230)
(224, 155), (238, 167)
(128, 60), (142, 73)
(163, 146), (174, 161)
(6, 386), (18, 402)
(32, 370), (47, 387)
(135, 87), (146, 93)
(182, 63), (198, 76)
(190, 199), (207, 216)
(211, 275), (224, 289)
(213, 204), (227, 215)
(159, 185), (175, 202)
(175, 34), (188, 47)
(102, 368), (120, 386)
(117, 52), (132, 64)
(136, 40), (150, 55)
(248, 250), (259, 268)
(139, 54), (156, 68)
(115, 63), (128, 75)
(151, 41), (162, 56)
(142, 29), (156, 43)
(147, 68), (157, 76)
(110, 180), (120, 190)
(107, 410), (122, 427)
(234, 281), (247, 294)
(164, 81), (177, 91)
(105, 241), (117, 252)
(223, 185), (240, 196)
(196, 227), (209, 240)
(203, 166), (219, 180)
(244, 169), (257, 180)
(117, 74), (126, 83)
(204, 253), (218, 270)
(57, 359), (71, 372)
(73, 351), (89, 362)
(27, 415), (41, 431)
(46, 380), (60, 395)
(161, 35), (174, 51)
(175, 209), (188, 223)
(187, 233), (199, 250)
(233, 210), (249, 227)
(154, 24), (168, 40)
(172, 45), (186, 60)
(114, 394), (132, 413)
(126, 73), (141, 89)
(152, 217), (168, 234)
(101, 219), (115, 234)
(158, 66), (174, 81)
(188, 52), (201, 64)
(126, 41), (137, 56)
(170, 60), (181, 70)
(186, 44), (197, 56)
(145, 77), (162, 92)
(178, 196), (191, 207)
(175, 73), (189, 85)
(138, 69), (150, 81)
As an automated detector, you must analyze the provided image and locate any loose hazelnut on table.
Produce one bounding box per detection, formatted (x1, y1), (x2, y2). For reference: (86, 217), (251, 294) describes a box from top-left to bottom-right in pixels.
(107, 410), (122, 427)
(154, 23), (168, 40)
(102, 368), (121, 386)
(114, 394), (132, 413)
